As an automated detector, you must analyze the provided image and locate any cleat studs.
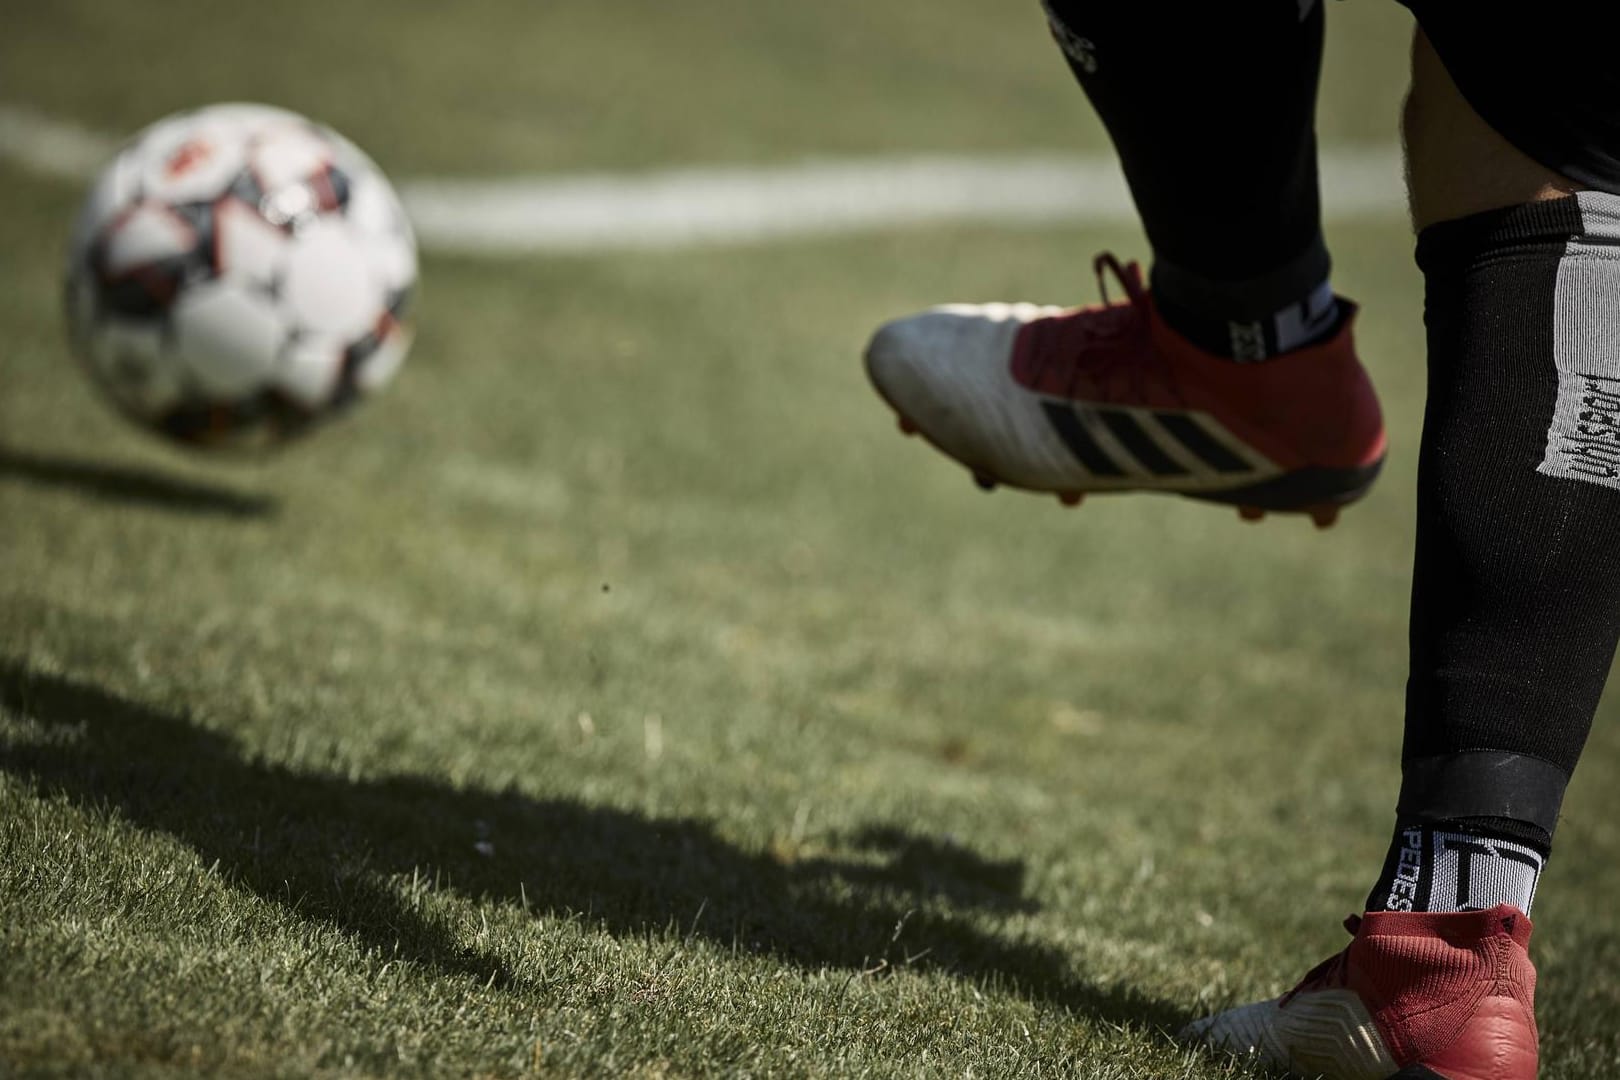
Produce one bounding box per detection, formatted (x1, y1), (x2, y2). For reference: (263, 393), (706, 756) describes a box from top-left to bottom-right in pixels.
(1058, 492), (1084, 507)
(973, 472), (998, 492)
(1309, 504), (1340, 529)
(898, 416), (918, 436)
(1238, 505), (1265, 522)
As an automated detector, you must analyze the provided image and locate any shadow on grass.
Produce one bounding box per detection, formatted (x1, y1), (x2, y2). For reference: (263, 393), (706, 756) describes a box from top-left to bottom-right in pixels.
(0, 662), (1192, 1032)
(0, 446), (277, 518)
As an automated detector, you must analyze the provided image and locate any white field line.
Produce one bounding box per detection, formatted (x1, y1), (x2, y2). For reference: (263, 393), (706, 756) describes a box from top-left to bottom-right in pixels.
(0, 103), (1407, 254)
(0, 104), (121, 180)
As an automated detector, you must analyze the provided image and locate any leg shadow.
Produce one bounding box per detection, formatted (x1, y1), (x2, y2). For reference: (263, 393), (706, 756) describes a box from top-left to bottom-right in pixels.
(0, 661), (1191, 1032)
(0, 446), (276, 518)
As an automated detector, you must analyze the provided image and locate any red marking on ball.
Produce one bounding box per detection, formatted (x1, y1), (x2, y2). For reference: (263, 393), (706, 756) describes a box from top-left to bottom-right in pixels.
(165, 138), (215, 178)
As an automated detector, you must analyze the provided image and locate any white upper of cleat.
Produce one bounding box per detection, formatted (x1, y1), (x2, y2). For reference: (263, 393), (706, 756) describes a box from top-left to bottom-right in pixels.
(867, 303), (1071, 489)
(864, 304), (1279, 494)
(1180, 990), (1399, 1080)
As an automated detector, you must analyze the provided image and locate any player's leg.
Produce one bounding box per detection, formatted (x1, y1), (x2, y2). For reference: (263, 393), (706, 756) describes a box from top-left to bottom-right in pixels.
(1402, 29), (1580, 229)
(863, 1), (1384, 520)
(1043, 0), (1333, 359)
(1185, 23), (1620, 1080)
(1377, 25), (1599, 914)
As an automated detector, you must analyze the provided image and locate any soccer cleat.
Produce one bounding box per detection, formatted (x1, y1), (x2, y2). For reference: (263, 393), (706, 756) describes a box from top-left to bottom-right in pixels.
(1181, 905), (1538, 1080)
(863, 254), (1386, 522)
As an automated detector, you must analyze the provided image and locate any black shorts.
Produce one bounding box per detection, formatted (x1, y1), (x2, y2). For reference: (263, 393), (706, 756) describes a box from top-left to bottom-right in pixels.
(1400, 2), (1620, 193)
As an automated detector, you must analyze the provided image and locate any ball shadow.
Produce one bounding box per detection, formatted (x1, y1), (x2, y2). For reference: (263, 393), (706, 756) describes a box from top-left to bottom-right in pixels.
(0, 661), (1192, 1033)
(0, 446), (277, 518)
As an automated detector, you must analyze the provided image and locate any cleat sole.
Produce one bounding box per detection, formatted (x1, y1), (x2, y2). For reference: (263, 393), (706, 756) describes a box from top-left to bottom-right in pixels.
(1309, 504), (1340, 529)
(876, 391), (1382, 525)
(1185, 459), (1384, 514)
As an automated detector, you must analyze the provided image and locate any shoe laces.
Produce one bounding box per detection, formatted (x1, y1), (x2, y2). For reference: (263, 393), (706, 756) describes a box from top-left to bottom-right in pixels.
(1280, 914), (1362, 1006)
(1026, 253), (1178, 406)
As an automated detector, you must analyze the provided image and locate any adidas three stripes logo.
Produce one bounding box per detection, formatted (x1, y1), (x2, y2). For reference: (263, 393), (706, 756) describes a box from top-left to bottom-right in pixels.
(1040, 401), (1259, 479)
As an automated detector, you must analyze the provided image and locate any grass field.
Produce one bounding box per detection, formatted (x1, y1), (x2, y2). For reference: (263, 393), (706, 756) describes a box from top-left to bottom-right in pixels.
(4, 2), (1620, 1077)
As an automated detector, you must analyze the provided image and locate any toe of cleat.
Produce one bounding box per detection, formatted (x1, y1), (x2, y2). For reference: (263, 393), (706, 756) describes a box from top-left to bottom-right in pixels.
(973, 472), (998, 492)
(1238, 505), (1266, 522)
(898, 416), (918, 436)
(1058, 492), (1084, 508)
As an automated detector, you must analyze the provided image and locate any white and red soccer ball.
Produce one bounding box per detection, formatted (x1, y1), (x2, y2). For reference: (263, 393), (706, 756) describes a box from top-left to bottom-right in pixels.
(65, 103), (417, 447)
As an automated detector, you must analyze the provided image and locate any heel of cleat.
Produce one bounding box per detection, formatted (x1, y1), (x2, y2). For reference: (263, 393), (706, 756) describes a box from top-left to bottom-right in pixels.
(1238, 505), (1265, 522)
(1058, 492), (1084, 507)
(898, 416), (918, 436)
(973, 472), (998, 492)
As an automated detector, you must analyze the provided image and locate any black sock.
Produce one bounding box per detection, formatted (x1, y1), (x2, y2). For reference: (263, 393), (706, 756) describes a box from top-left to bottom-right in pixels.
(1368, 820), (1547, 914)
(1367, 195), (1620, 913)
(1041, 0), (1335, 359)
(1153, 279), (1346, 361)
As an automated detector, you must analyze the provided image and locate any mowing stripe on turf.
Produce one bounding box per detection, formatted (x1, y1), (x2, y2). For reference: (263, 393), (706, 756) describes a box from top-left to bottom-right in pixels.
(0, 103), (1406, 254)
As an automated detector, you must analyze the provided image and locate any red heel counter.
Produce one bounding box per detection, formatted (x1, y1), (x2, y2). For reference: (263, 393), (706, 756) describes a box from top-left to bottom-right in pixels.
(1357, 908), (1537, 1080)
(1418, 994), (1538, 1080)
(1310, 312), (1386, 470)
(1238, 307), (1386, 470)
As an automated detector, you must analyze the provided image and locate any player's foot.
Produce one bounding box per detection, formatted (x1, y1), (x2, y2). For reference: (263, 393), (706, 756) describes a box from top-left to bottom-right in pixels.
(1180, 905), (1538, 1080)
(863, 254), (1386, 526)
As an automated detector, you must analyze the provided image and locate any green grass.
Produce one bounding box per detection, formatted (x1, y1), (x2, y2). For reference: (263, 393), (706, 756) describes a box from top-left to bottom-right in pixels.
(4, 1), (1620, 1077)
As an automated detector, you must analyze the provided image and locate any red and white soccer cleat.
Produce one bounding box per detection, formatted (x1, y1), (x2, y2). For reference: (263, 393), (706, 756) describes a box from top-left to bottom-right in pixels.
(1181, 905), (1539, 1080)
(863, 254), (1386, 526)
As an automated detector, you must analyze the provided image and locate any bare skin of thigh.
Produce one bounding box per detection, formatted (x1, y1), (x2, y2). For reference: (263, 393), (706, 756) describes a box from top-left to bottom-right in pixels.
(1404, 28), (1582, 231)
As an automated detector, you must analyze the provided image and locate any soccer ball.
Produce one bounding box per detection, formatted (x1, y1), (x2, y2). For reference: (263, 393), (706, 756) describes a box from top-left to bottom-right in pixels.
(64, 103), (417, 448)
